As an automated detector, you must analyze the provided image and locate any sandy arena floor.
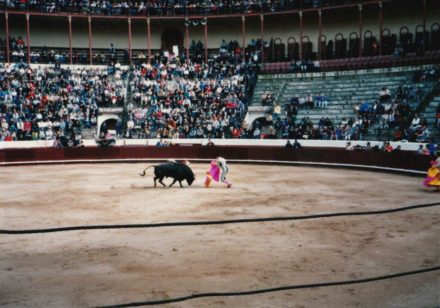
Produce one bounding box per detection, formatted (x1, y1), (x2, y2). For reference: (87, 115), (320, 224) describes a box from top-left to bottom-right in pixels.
(0, 163), (439, 307)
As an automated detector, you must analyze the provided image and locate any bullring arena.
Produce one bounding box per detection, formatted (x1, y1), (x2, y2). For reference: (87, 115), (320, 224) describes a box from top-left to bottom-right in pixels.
(1, 145), (439, 307)
(1, 0), (440, 306)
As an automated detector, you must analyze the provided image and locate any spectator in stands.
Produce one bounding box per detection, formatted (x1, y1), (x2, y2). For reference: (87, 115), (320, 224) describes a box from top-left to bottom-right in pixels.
(411, 114), (422, 129)
(364, 141), (373, 151)
(321, 95), (329, 108)
(416, 144), (425, 155)
(393, 43), (404, 58)
(0, 63), (125, 142)
(314, 94), (323, 108)
(436, 104), (440, 129)
(371, 39), (379, 56)
(272, 102), (281, 121)
(293, 139), (302, 149)
(298, 96), (306, 108)
(253, 126), (261, 139)
(53, 135), (63, 148)
(110, 43), (116, 57)
(16, 36), (25, 49)
(206, 138), (215, 147)
(289, 60), (297, 73)
(156, 138), (167, 147)
(4, 0), (369, 17)
(392, 145), (402, 153)
(262, 91), (273, 106)
(379, 87), (391, 102)
(426, 140), (437, 156)
(383, 141), (394, 153)
(417, 126), (432, 142)
(313, 60), (320, 72)
(305, 94), (314, 109)
(96, 131), (116, 147)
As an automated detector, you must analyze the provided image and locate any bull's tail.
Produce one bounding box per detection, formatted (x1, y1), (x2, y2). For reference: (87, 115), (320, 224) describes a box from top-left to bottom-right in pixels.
(139, 165), (155, 177)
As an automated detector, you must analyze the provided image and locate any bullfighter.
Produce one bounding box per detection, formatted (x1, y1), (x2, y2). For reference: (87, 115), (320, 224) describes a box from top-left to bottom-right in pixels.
(204, 156), (232, 188)
(423, 156), (440, 191)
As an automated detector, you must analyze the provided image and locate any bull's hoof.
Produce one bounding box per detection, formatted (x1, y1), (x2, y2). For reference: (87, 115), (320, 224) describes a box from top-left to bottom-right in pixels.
(227, 184), (232, 188)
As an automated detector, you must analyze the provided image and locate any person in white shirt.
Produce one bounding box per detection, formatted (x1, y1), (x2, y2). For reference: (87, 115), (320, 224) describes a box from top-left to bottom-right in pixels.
(411, 114), (421, 129)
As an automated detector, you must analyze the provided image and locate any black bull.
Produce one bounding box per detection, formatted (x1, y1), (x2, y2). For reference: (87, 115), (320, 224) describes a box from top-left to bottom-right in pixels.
(139, 162), (195, 188)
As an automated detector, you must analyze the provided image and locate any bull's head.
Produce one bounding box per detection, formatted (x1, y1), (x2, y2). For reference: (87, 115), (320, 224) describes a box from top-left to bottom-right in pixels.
(187, 175), (195, 186)
(182, 164), (195, 186)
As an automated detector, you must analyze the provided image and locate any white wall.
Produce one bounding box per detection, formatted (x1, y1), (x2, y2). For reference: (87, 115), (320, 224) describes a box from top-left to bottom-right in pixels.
(0, 138), (429, 151)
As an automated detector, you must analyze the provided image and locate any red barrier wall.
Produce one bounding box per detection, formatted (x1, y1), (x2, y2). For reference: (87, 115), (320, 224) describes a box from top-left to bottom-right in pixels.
(0, 146), (433, 173)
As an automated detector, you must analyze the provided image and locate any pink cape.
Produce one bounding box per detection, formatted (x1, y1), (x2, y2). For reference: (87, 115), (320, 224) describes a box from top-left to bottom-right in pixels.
(207, 160), (220, 182)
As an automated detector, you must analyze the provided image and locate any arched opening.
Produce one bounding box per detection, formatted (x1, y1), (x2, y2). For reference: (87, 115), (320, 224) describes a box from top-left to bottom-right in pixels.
(287, 37), (299, 61)
(348, 32), (359, 58)
(100, 118), (118, 134)
(252, 117), (267, 130)
(301, 36), (313, 60)
(161, 28), (184, 54)
(335, 33), (347, 58)
(431, 23), (440, 50)
(319, 34), (327, 60)
(272, 38), (285, 62)
(251, 116), (278, 139)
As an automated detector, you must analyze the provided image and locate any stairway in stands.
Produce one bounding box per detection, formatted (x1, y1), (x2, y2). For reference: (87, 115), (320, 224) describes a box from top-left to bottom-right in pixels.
(422, 96), (440, 141)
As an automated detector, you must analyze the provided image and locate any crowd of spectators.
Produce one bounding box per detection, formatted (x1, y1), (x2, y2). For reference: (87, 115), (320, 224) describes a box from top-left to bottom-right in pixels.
(289, 93), (329, 109)
(254, 90), (333, 139)
(0, 37), (437, 144)
(123, 44), (258, 139)
(406, 66), (439, 142)
(350, 86), (405, 138)
(349, 84), (425, 141)
(415, 140), (440, 156)
(0, 62), (126, 142)
(250, 67), (439, 142)
(0, 36), (27, 63)
(344, 140), (440, 157)
(2, 0), (362, 16)
(289, 59), (320, 73)
(0, 34), (266, 66)
(251, 113), (366, 140)
(262, 91), (329, 115)
(348, 66), (439, 142)
(0, 35), (126, 65)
